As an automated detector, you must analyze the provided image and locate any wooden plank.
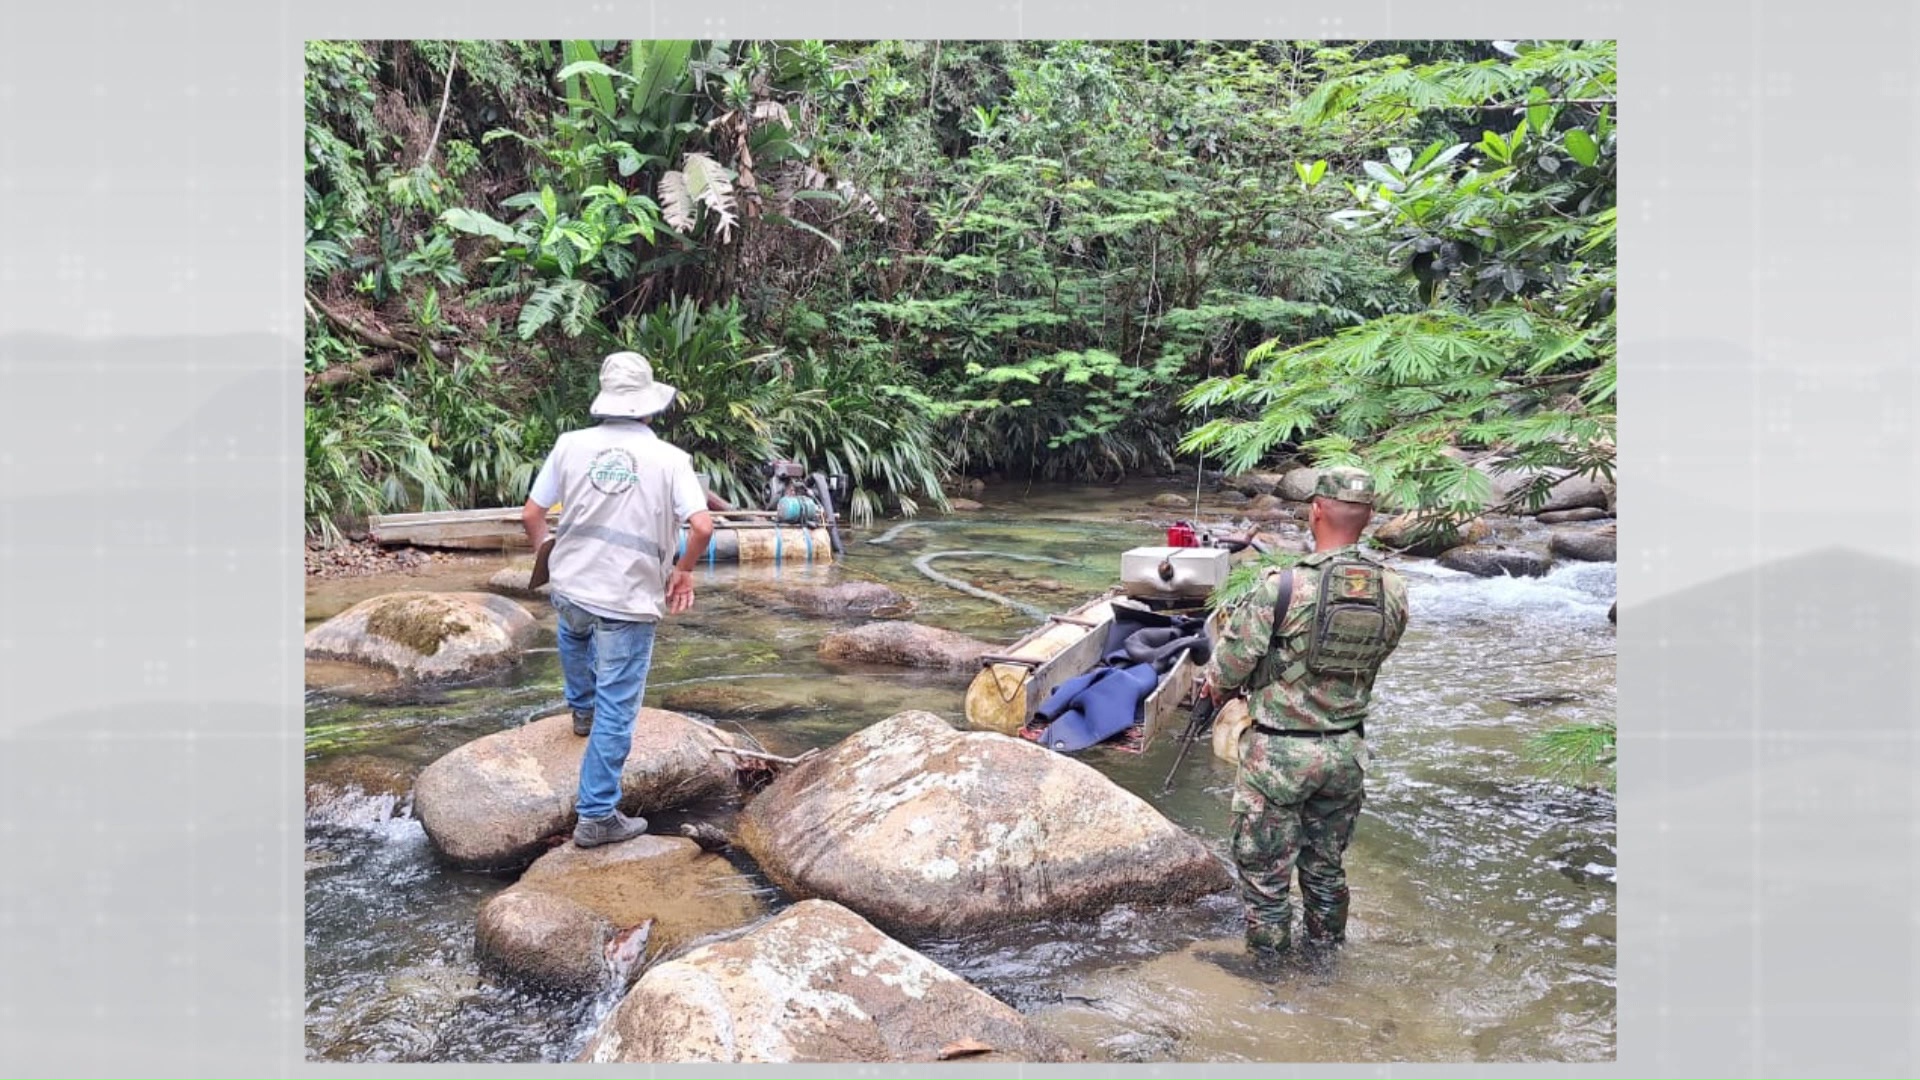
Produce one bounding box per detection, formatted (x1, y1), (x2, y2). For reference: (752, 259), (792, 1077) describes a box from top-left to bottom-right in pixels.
(369, 508), (531, 526)
(370, 521), (539, 549)
(1138, 651), (1196, 752)
(369, 507), (555, 548)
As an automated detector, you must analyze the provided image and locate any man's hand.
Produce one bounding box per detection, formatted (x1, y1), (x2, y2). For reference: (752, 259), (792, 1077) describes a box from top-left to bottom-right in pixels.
(666, 569), (696, 615)
(520, 498), (550, 550)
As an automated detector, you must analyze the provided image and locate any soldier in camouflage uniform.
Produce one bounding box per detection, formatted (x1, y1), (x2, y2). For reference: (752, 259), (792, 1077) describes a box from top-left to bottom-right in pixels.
(1200, 466), (1411, 958)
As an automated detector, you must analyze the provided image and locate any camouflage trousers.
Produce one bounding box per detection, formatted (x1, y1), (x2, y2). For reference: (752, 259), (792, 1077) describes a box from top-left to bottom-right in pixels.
(1229, 728), (1369, 954)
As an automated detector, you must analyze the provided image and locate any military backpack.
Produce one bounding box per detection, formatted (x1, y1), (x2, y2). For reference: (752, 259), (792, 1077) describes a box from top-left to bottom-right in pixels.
(1264, 550), (1396, 685)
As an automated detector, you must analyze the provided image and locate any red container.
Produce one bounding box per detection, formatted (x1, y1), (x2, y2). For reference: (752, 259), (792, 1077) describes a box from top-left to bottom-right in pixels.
(1166, 522), (1198, 548)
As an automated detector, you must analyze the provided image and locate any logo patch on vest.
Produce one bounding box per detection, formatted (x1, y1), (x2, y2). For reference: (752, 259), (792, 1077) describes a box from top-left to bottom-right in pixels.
(1336, 568), (1378, 600)
(587, 448), (640, 494)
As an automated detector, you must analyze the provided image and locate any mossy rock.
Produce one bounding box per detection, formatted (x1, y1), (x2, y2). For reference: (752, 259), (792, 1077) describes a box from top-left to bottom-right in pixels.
(304, 591), (537, 682)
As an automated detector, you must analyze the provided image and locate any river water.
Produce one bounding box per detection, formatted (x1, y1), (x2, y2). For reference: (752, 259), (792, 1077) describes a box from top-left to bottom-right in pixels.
(303, 483), (1616, 1063)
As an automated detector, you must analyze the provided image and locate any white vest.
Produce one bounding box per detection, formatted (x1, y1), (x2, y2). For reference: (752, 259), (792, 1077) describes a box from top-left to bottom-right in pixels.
(541, 422), (694, 621)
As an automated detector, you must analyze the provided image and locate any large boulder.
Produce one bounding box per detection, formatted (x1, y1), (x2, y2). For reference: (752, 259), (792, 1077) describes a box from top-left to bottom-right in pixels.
(1223, 471), (1284, 497)
(736, 711), (1232, 936)
(1148, 493), (1191, 509)
(413, 711), (741, 871)
(303, 591), (536, 681)
(1474, 462), (1611, 514)
(1277, 467), (1323, 502)
(1534, 471), (1612, 513)
(1371, 513), (1491, 557)
(818, 622), (997, 673)
(1438, 545), (1552, 579)
(1549, 523), (1617, 563)
(736, 579), (907, 619)
(578, 899), (1081, 1063)
(475, 835), (767, 993)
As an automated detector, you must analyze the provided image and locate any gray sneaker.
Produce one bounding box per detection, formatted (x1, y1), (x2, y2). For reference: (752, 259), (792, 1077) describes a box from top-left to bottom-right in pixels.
(571, 708), (594, 737)
(573, 810), (648, 848)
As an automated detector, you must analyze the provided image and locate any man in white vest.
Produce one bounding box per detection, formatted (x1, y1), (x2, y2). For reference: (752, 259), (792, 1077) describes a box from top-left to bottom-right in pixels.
(520, 351), (715, 848)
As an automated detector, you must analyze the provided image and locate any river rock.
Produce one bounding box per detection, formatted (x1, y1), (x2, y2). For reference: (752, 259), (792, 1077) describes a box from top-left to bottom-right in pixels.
(1214, 490), (1250, 507)
(486, 565), (551, 600)
(947, 498), (983, 512)
(736, 711), (1232, 936)
(1437, 545), (1552, 579)
(303, 591), (536, 681)
(1371, 513), (1490, 557)
(1536, 507), (1611, 525)
(475, 835), (767, 993)
(1245, 493), (1285, 513)
(1149, 493), (1191, 509)
(1224, 471), (1284, 496)
(413, 710), (742, 871)
(1475, 462), (1611, 514)
(1549, 524), (1617, 563)
(1277, 466), (1323, 502)
(1535, 471), (1612, 513)
(578, 899), (1081, 1064)
(1609, 600), (1617, 625)
(818, 622), (996, 673)
(736, 579), (908, 619)
(659, 683), (804, 722)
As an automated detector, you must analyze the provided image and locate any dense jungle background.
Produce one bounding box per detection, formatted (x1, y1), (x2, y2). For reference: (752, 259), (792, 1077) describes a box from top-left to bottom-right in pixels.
(304, 38), (1615, 533)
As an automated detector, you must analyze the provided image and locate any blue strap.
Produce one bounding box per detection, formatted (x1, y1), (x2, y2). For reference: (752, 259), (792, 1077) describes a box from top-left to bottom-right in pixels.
(774, 524), (783, 567)
(803, 526), (815, 563)
(675, 528), (686, 562)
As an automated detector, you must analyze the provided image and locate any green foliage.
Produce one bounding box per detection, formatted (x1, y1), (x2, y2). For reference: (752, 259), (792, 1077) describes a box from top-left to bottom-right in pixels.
(304, 38), (1616, 549)
(767, 349), (953, 526)
(1181, 39), (1616, 529)
(1526, 718), (1616, 790)
(1207, 548), (1303, 612)
(610, 296), (781, 506)
(304, 349), (541, 541)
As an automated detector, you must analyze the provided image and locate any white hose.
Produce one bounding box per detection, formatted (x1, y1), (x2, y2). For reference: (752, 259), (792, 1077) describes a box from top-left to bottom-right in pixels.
(911, 550), (1070, 620)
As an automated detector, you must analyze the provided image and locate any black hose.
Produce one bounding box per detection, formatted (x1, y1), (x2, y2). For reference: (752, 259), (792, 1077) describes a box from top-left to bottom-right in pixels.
(810, 472), (845, 555)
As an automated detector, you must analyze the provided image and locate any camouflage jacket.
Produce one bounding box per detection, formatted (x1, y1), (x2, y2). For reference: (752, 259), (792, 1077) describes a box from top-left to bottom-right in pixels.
(1203, 544), (1410, 733)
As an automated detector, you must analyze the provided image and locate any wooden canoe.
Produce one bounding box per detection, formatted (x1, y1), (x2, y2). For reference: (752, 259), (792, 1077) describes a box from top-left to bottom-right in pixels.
(964, 592), (1222, 754)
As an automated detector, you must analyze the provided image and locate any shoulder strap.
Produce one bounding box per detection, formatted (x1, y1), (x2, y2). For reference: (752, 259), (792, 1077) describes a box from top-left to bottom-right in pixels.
(1268, 565), (1296, 645)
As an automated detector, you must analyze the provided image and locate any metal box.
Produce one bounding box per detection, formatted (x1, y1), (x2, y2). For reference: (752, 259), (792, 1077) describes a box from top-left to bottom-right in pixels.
(1120, 545), (1231, 599)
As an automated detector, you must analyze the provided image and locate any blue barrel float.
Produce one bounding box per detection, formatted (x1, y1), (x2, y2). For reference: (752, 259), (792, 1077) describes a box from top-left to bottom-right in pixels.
(676, 521), (832, 566)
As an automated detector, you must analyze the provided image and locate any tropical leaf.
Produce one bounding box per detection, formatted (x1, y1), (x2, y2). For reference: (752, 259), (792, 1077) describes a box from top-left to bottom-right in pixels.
(439, 208), (526, 244)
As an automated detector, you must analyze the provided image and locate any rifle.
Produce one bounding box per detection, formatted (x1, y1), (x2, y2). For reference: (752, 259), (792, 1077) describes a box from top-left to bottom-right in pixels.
(1158, 559), (1293, 796)
(1158, 688), (1221, 796)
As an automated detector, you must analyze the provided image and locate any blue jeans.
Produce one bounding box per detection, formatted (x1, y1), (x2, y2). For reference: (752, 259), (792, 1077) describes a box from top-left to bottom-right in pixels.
(551, 592), (658, 821)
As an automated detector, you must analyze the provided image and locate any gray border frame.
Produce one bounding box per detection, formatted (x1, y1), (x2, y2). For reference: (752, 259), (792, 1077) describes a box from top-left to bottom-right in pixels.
(2, 0), (1914, 1076)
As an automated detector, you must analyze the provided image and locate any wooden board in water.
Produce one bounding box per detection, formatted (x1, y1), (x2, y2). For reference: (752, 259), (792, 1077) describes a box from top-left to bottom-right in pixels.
(368, 507), (835, 564)
(368, 508), (552, 550)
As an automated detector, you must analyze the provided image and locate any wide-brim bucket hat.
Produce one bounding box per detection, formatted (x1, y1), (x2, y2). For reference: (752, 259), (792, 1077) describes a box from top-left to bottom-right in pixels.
(589, 351), (678, 418)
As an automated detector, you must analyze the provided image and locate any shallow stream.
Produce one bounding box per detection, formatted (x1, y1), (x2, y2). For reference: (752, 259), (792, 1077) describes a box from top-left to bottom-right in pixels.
(304, 481), (1615, 1063)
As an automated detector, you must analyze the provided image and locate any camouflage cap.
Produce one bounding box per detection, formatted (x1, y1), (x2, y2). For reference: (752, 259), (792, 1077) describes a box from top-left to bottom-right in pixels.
(1313, 466), (1376, 506)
